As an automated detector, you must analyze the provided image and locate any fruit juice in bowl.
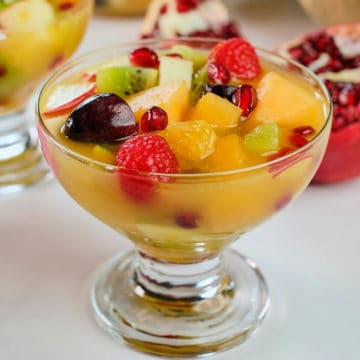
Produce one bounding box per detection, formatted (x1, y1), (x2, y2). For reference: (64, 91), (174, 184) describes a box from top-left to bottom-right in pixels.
(37, 38), (332, 356)
(0, 0), (92, 194)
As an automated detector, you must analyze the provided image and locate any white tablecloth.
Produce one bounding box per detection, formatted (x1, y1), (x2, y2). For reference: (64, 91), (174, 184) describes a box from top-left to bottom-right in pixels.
(1, 1), (360, 359)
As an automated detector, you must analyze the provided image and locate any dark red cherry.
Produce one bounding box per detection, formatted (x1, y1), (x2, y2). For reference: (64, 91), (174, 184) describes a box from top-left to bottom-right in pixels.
(204, 84), (237, 101)
(64, 93), (137, 142)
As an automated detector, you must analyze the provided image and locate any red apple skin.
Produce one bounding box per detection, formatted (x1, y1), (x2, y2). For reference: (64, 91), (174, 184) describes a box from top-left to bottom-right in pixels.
(42, 83), (96, 118)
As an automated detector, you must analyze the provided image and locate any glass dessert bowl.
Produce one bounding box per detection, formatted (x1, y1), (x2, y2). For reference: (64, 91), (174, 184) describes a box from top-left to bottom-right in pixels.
(0, 0), (93, 194)
(36, 38), (332, 357)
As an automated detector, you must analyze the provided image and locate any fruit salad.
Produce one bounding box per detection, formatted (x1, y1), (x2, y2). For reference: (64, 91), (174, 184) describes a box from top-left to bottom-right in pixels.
(0, 0), (93, 113)
(37, 38), (331, 263)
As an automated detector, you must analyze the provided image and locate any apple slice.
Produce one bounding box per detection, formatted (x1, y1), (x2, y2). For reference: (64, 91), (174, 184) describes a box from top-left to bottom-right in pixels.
(42, 83), (96, 118)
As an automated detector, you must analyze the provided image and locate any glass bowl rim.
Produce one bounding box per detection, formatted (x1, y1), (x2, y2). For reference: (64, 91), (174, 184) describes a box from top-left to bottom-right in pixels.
(36, 37), (333, 179)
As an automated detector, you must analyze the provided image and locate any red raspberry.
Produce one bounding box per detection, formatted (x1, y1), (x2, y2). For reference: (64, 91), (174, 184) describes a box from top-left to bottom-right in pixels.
(209, 38), (261, 80)
(116, 134), (178, 202)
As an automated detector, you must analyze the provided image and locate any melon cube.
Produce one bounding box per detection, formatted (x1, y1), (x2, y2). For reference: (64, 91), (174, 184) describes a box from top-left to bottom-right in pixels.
(207, 134), (247, 172)
(249, 71), (325, 131)
(159, 56), (193, 89)
(126, 81), (189, 123)
(189, 92), (242, 128)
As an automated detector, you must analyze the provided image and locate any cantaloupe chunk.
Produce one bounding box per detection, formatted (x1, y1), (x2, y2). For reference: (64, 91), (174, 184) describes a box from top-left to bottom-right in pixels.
(189, 92), (242, 128)
(249, 71), (325, 131)
(126, 81), (189, 123)
(159, 56), (193, 89)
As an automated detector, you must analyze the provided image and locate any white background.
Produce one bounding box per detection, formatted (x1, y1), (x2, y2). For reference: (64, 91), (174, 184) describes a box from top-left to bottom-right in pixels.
(1, 1), (360, 359)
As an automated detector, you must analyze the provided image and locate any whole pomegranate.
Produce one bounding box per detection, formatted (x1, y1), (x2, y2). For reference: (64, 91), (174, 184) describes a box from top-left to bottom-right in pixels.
(279, 23), (360, 183)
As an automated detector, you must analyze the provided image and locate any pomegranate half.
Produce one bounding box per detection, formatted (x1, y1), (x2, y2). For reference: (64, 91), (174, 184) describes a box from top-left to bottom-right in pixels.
(279, 23), (360, 183)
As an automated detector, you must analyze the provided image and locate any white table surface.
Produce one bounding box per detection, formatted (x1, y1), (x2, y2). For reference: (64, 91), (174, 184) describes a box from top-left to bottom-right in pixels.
(2, 1), (360, 359)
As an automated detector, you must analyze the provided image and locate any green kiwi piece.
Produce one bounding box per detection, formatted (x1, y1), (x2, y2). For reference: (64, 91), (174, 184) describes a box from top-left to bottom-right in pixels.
(190, 63), (208, 104)
(96, 66), (158, 98)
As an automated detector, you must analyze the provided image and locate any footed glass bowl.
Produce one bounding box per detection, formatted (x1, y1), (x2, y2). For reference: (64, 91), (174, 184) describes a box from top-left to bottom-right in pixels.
(0, 0), (92, 194)
(36, 39), (332, 357)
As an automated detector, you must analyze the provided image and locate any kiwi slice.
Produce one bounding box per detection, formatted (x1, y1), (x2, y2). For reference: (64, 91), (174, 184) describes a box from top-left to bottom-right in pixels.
(96, 66), (158, 98)
(190, 63), (208, 104)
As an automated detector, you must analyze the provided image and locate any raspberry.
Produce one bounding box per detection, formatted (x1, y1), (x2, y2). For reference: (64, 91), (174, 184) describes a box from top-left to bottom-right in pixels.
(209, 38), (261, 80)
(116, 134), (178, 202)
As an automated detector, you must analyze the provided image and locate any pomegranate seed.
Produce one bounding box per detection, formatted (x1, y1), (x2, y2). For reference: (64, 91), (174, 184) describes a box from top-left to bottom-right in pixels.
(129, 47), (160, 68)
(339, 85), (356, 106)
(160, 4), (168, 14)
(289, 133), (309, 148)
(58, 2), (74, 10)
(165, 53), (183, 59)
(140, 106), (168, 132)
(207, 62), (231, 85)
(176, 0), (199, 13)
(294, 125), (315, 136)
(175, 212), (198, 229)
(232, 84), (257, 117)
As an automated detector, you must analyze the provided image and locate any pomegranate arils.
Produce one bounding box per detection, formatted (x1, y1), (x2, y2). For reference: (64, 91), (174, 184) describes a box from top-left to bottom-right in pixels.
(141, 106), (168, 132)
(207, 62), (230, 85)
(232, 84), (257, 117)
(289, 133), (309, 148)
(324, 80), (360, 131)
(294, 125), (315, 136)
(176, 0), (199, 13)
(129, 47), (160, 68)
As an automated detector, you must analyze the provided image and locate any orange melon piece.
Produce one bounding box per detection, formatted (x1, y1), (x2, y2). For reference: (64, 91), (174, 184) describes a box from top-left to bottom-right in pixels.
(249, 71), (325, 131)
(206, 134), (248, 172)
(189, 92), (242, 129)
(126, 80), (189, 123)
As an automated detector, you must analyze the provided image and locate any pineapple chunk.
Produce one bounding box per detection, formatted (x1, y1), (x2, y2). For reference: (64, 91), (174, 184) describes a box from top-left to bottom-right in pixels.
(189, 92), (242, 129)
(126, 81), (189, 123)
(159, 119), (216, 170)
(250, 71), (325, 130)
(159, 56), (193, 89)
(207, 134), (247, 172)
